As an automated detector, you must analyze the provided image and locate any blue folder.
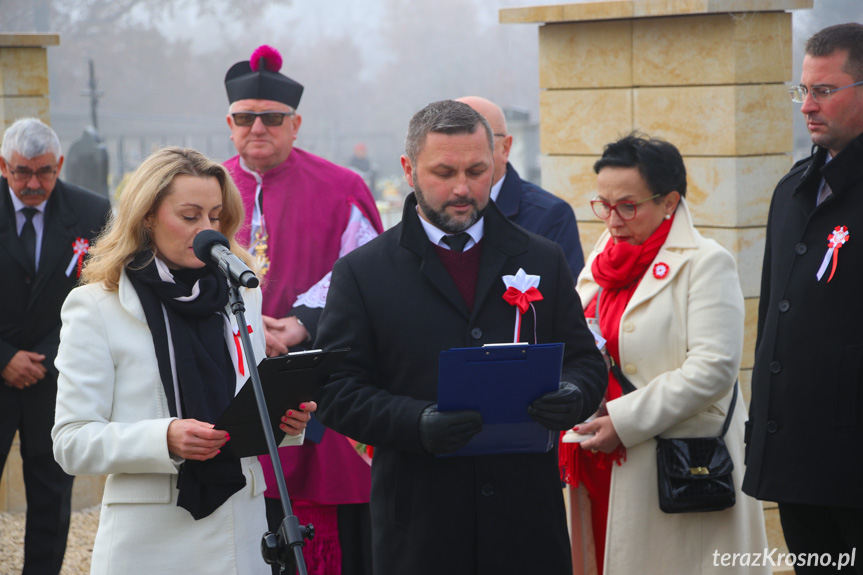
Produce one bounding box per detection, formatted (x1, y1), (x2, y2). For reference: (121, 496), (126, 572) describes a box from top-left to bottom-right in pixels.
(436, 342), (564, 457)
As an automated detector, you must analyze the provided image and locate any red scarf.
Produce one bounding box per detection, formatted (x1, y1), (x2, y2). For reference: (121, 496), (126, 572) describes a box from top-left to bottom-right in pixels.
(591, 214), (674, 374)
(559, 215), (673, 574)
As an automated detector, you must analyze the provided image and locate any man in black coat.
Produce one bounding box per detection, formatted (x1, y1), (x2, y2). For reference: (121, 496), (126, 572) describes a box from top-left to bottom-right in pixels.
(744, 23), (863, 571)
(0, 118), (110, 575)
(315, 100), (606, 575)
(458, 96), (584, 279)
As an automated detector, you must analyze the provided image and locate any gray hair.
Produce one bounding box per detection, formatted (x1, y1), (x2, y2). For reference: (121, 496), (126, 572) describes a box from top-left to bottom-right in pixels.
(806, 23), (863, 82)
(1, 117), (62, 162)
(404, 100), (493, 165)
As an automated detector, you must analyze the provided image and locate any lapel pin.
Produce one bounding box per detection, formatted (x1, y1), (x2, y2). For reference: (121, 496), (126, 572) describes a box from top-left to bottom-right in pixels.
(65, 237), (90, 278)
(816, 225), (849, 283)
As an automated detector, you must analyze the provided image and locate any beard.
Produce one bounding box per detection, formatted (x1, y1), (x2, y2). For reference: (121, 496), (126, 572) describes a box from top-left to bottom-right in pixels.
(414, 182), (487, 234)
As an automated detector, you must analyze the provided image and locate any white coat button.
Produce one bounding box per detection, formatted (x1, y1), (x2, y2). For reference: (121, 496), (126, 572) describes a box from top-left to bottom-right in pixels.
(624, 364), (637, 375)
(623, 323), (634, 333)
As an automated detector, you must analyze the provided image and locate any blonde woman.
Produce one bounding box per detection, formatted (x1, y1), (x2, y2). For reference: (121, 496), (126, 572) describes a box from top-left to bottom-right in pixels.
(52, 147), (315, 575)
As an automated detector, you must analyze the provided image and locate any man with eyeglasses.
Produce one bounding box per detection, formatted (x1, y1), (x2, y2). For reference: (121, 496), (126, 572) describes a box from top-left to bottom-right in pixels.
(223, 45), (383, 575)
(744, 23), (863, 572)
(0, 117), (110, 575)
(457, 96), (584, 280)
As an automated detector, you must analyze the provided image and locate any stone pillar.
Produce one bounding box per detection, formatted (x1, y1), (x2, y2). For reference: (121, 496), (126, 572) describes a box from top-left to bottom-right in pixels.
(501, 0), (812, 567)
(0, 32), (105, 513)
(0, 33), (58, 129)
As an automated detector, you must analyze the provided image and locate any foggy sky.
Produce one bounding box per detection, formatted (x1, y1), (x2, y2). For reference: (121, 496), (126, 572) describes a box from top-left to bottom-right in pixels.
(1, 0), (861, 180)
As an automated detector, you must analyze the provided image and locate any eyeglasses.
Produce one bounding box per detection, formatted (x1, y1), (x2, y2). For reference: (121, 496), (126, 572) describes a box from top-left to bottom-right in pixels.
(493, 133), (507, 138)
(231, 111), (294, 127)
(591, 194), (660, 221)
(789, 80), (863, 103)
(8, 167), (58, 183)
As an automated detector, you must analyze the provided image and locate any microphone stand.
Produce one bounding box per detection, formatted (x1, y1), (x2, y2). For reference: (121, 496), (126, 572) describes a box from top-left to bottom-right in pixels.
(226, 278), (313, 574)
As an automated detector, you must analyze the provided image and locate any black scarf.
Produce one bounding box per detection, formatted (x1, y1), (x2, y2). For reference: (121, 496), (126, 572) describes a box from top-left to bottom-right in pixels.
(126, 252), (246, 520)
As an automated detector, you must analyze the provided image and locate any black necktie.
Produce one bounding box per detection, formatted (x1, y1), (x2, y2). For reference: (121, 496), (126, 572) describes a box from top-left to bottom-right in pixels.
(20, 207), (38, 271)
(442, 232), (470, 252)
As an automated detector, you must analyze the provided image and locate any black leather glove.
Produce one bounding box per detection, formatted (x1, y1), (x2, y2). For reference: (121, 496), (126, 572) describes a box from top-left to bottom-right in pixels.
(418, 405), (483, 455)
(527, 382), (583, 431)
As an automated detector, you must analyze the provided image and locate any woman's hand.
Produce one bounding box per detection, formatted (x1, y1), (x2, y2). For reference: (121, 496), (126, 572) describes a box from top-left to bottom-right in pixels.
(280, 401), (317, 436)
(167, 419), (229, 461)
(577, 415), (622, 454)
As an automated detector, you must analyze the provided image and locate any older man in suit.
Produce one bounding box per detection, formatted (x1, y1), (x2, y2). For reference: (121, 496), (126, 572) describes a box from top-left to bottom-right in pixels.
(0, 118), (110, 575)
(457, 96), (584, 279)
(315, 100), (606, 575)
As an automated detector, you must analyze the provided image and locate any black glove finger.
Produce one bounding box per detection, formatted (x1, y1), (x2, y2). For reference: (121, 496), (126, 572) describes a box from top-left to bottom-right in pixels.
(536, 387), (580, 404)
(419, 405), (483, 454)
(438, 425), (482, 453)
(447, 419), (483, 436)
(446, 409), (484, 425)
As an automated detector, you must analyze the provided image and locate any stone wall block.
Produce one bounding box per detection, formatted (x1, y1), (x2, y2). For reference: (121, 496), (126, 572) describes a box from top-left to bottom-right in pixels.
(502, 0), (812, 24)
(0, 96), (51, 130)
(685, 155), (792, 228)
(539, 20), (632, 89)
(633, 12), (792, 86)
(540, 155), (598, 221)
(698, 226), (765, 298)
(634, 84), (792, 156)
(742, 297), (759, 370)
(540, 89), (633, 155)
(576, 221), (607, 259)
(738, 368), (752, 405)
(0, 47), (50, 97)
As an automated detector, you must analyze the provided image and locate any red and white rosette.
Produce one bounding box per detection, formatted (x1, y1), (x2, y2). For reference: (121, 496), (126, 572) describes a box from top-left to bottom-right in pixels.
(816, 225), (849, 283)
(232, 324), (254, 376)
(65, 237), (90, 278)
(502, 268), (543, 343)
(653, 262), (669, 279)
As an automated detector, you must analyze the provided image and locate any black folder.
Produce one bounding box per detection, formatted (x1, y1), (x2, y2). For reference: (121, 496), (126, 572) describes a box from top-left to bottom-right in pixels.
(215, 348), (348, 458)
(436, 342), (564, 457)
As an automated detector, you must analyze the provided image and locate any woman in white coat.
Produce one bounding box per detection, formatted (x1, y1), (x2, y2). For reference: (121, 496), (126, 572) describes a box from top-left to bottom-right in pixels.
(52, 147), (315, 575)
(560, 134), (768, 575)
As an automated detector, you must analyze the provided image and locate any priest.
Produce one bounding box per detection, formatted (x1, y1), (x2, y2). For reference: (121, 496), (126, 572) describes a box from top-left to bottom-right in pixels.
(224, 45), (383, 575)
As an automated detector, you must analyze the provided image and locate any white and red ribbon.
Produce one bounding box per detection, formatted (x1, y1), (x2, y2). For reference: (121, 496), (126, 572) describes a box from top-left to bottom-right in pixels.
(65, 238), (90, 278)
(232, 324), (254, 375)
(816, 225), (849, 283)
(502, 268), (543, 343)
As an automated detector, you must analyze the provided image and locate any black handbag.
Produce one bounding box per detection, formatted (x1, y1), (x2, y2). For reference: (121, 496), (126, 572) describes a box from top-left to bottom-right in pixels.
(610, 359), (738, 514)
(654, 384), (737, 513)
(597, 289), (737, 514)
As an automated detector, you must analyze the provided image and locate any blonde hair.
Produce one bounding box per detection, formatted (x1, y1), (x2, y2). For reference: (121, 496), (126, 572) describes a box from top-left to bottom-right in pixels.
(82, 147), (253, 290)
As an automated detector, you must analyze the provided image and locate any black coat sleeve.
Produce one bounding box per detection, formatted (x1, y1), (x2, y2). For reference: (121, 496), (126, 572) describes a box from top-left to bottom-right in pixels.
(315, 256), (432, 455)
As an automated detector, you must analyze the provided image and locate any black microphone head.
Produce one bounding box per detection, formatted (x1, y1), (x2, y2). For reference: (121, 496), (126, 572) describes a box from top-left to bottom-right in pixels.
(193, 229), (230, 264)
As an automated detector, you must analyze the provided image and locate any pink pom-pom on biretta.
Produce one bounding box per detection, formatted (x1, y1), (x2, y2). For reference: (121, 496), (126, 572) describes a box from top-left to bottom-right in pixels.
(250, 45), (282, 73)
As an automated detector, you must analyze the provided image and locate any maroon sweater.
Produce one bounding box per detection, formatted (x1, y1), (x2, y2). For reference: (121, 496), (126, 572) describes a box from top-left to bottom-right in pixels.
(433, 239), (483, 311)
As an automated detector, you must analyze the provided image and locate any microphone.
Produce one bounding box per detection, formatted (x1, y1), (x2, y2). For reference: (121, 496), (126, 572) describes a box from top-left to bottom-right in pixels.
(193, 229), (259, 288)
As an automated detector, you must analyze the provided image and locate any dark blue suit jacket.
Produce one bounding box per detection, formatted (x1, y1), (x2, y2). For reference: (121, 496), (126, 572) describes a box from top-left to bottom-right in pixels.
(495, 162), (583, 280)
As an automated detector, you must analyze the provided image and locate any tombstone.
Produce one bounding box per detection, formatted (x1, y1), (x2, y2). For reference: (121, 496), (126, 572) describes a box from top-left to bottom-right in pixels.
(65, 126), (109, 197)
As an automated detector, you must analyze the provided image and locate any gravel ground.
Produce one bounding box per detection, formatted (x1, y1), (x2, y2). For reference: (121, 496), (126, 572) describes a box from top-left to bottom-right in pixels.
(0, 506), (99, 575)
